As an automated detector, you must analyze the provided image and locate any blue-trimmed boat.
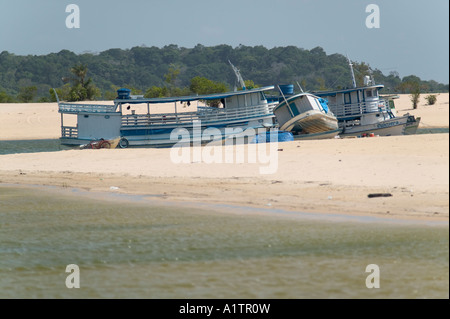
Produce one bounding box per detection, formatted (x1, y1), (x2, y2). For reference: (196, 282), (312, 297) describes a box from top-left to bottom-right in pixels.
(57, 86), (277, 148)
(313, 60), (421, 137)
(273, 92), (339, 135)
(314, 84), (420, 137)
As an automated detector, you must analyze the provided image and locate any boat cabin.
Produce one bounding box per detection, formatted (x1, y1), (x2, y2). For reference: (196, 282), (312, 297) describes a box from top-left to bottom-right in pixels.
(314, 84), (387, 121)
(58, 86), (276, 147)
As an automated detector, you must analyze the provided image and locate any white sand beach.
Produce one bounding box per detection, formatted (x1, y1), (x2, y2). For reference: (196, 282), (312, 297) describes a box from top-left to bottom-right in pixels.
(0, 93), (448, 222)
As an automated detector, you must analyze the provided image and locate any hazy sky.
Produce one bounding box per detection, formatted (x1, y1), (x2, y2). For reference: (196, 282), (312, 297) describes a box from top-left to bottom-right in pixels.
(0, 0), (448, 83)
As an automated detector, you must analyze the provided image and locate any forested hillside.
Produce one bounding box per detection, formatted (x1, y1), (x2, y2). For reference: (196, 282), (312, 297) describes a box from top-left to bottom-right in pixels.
(0, 44), (448, 102)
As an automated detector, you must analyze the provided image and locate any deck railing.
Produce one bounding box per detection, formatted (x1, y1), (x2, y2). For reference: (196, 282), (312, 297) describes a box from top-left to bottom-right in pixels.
(121, 104), (274, 127)
(329, 99), (390, 120)
(59, 103), (117, 113)
(61, 126), (78, 138)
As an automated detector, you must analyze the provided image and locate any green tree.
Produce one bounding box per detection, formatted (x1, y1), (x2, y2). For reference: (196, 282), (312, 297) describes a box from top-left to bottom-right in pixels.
(407, 81), (421, 109)
(49, 84), (72, 102)
(0, 90), (15, 103)
(70, 64), (88, 87)
(189, 76), (228, 107)
(17, 86), (37, 102)
(144, 86), (169, 98)
(164, 64), (181, 86)
(190, 76), (228, 95)
(103, 85), (120, 100)
(243, 80), (258, 89)
(0, 45), (448, 101)
(316, 77), (327, 91)
(65, 63), (101, 101)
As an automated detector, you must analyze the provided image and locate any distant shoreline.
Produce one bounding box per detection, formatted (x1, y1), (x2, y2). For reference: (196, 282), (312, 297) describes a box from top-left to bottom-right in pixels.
(0, 92), (448, 140)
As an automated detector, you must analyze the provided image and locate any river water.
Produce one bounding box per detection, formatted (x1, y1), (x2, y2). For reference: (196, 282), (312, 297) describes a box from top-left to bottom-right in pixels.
(0, 185), (448, 299)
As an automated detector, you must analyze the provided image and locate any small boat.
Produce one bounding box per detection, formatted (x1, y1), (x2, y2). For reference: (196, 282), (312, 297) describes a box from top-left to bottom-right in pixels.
(80, 136), (121, 149)
(272, 91), (339, 135)
(382, 95), (421, 135)
(313, 58), (421, 137)
(57, 86), (277, 148)
(57, 62), (277, 148)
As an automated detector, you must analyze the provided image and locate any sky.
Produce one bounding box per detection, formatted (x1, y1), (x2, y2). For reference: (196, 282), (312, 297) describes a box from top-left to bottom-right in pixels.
(0, 0), (448, 83)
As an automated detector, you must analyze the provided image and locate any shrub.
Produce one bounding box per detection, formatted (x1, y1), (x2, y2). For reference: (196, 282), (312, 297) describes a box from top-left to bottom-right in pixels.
(425, 94), (437, 105)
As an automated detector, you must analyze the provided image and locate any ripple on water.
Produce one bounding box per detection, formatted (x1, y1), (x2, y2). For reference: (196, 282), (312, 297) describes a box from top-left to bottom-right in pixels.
(0, 186), (448, 299)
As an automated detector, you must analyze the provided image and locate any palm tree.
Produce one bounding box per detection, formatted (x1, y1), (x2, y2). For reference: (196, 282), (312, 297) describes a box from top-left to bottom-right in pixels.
(64, 63), (100, 101)
(70, 63), (88, 86)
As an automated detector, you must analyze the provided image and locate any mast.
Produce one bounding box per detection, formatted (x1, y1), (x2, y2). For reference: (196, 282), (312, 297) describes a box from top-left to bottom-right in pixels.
(228, 60), (246, 90)
(368, 68), (376, 85)
(347, 56), (357, 88)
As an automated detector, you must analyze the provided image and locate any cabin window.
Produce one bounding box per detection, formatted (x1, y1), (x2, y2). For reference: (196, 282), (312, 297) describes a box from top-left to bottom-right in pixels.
(366, 90), (373, 98)
(105, 115), (110, 119)
(289, 103), (300, 117)
(260, 92), (266, 101)
(84, 115), (89, 118)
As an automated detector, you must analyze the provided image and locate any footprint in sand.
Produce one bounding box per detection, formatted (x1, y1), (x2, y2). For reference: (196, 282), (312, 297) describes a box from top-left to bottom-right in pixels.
(26, 113), (42, 125)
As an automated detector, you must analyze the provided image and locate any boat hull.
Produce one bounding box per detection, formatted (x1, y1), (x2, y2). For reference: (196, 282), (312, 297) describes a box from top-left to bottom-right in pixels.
(403, 115), (421, 135)
(61, 115), (275, 148)
(293, 128), (341, 140)
(280, 110), (339, 133)
(339, 115), (409, 137)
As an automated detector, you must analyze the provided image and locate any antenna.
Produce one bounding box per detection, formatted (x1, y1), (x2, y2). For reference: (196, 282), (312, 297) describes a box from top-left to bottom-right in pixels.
(347, 55), (357, 88)
(228, 60), (246, 90)
(368, 68), (376, 85)
(52, 88), (60, 103)
(277, 85), (290, 106)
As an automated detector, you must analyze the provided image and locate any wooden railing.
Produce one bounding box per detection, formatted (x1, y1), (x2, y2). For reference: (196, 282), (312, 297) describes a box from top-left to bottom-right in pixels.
(121, 104), (274, 127)
(61, 126), (78, 138)
(329, 99), (390, 120)
(59, 103), (116, 113)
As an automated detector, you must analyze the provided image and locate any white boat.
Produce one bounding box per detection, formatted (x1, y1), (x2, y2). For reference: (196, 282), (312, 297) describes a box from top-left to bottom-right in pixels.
(383, 94), (421, 135)
(57, 86), (277, 148)
(314, 84), (420, 137)
(272, 91), (339, 136)
(313, 59), (421, 137)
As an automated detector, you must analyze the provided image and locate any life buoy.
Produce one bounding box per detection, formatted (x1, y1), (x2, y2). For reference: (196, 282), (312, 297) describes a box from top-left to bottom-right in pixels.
(119, 137), (129, 148)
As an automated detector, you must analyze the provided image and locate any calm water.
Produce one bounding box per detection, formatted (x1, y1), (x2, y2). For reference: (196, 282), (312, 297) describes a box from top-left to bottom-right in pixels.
(0, 185), (448, 299)
(0, 139), (72, 155)
(416, 127), (449, 135)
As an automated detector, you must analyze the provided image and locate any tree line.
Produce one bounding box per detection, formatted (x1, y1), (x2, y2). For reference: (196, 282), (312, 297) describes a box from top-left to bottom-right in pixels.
(0, 44), (448, 102)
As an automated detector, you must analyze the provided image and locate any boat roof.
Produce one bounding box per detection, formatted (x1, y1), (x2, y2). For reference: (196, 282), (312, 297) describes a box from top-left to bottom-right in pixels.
(273, 92), (324, 111)
(114, 85), (275, 104)
(313, 84), (384, 96)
